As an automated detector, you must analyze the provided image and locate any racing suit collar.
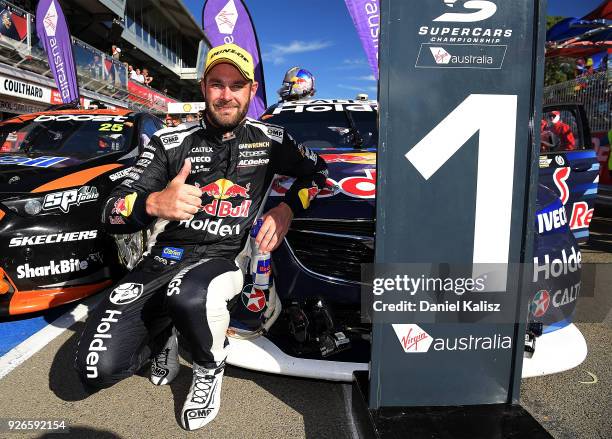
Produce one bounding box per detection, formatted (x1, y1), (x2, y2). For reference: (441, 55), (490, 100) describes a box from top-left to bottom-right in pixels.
(203, 112), (246, 143)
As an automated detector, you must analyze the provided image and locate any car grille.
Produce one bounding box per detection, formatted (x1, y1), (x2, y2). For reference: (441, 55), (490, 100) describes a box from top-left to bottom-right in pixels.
(286, 220), (375, 283)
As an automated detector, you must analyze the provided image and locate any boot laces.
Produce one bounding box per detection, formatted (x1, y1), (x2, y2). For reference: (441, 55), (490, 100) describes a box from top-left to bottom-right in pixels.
(191, 363), (224, 404)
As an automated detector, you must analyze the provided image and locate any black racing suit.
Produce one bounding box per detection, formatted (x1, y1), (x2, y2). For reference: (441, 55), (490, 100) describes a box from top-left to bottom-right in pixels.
(74, 117), (327, 388)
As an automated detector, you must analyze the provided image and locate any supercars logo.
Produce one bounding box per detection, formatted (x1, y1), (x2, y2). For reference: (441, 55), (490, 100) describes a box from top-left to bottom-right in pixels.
(434, 0), (497, 22)
(43, 186), (99, 213)
(553, 167), (570, 205)
(530, 290), (550, 318)
(109, 283), (144, 305)
(215, 0), (238, 35)
(242, 286), (266, 312)
(198, 179), (251, 218)
(392, 324), (433, 353)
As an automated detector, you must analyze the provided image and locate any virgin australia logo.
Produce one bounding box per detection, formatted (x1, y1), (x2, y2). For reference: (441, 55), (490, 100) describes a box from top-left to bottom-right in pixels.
(430, 47), (451, 64)
(434, 0), (497, 22)
(43, 0), (59, 36)
(392, 324), (433, 353)
(215, 0), (238, 35)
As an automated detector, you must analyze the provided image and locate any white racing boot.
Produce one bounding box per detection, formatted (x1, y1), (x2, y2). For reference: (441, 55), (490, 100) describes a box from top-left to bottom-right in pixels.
(181, 361), (225, 430)
(150, 327), (180, 386)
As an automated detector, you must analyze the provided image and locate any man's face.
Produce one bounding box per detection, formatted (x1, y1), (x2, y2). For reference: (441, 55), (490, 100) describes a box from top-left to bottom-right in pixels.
(201, 63), (257, 130)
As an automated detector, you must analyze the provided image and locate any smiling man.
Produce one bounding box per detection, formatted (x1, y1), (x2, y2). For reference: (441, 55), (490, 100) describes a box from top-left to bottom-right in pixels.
(74, 43), (328, 431)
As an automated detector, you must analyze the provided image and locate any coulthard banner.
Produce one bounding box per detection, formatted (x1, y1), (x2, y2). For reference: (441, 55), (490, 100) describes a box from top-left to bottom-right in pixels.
(371, 0), (547, 407)
(35, 0), (79, 104)
(202, 0), (267, 118)
(344, 0), (380, 79)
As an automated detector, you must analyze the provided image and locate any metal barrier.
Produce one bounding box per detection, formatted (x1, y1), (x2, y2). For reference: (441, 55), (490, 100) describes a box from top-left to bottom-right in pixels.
(543, 71), (611, 133)
(0, 0), (174, 112)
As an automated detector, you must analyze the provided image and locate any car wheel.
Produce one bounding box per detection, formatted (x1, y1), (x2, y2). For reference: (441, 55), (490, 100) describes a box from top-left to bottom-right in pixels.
(112, 231), (146, 270)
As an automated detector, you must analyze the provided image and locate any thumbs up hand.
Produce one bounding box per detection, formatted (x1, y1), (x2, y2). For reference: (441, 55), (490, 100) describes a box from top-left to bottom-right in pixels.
(145, 159), (202, 220)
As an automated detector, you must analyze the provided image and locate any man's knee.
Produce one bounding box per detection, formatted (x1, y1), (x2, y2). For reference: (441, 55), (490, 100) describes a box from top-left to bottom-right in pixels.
(74, 335), (130, 390)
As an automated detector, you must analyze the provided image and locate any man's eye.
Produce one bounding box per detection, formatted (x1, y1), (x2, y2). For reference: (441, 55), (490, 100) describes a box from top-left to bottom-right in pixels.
(231, 84), (247, 91)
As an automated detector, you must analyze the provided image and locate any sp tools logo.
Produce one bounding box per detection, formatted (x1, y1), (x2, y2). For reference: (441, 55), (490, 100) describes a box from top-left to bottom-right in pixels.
(392, 324), (433, 353)
(43, 186), (99, 213)
(198, 179), (252, 218)
(434, 0), (497, 22)
(215, 0), (238, 34)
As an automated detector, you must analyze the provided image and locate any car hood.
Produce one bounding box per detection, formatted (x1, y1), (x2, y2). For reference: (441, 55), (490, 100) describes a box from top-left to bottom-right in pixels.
(0, 151), (127, 196)
(269, 149), (377, 220)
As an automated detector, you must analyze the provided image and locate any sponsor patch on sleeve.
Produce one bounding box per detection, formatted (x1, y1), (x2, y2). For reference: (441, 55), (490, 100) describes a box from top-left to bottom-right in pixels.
(161, 247), (184, 261)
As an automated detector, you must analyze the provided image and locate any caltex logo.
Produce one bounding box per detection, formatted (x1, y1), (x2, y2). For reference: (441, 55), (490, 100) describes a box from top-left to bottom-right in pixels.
(392, 324), (433, 353)
(242, 287), (266, 312)
(43, 0), (58, 36)
(530, 290), (550, 318)
(430, 47), (451, 64)
(216, 0), (238, 35)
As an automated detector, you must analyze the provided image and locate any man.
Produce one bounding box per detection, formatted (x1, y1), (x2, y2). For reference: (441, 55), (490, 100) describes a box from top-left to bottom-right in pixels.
(0, 10), (20, 41)
(546, 110), (576, 150)
(277, 67), (316, 102)
(74, 43), (328, 431)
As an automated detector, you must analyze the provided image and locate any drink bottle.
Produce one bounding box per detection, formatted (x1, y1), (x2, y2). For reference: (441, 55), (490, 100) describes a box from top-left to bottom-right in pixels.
(250, 218), (271, 289)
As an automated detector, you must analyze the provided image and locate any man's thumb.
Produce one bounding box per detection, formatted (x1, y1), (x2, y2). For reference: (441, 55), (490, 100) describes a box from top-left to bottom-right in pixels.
(174, 159), (191, 183)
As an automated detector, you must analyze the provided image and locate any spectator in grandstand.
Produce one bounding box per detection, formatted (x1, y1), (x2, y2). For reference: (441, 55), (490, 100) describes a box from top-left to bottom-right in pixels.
(111, 45), (121, 60)
(546, 111), (576, 150)
(143, 68), (153, 86)
(88, 55), (104, 80)
(164, 113), (181, 127)
(0, 10), (20, 41)
(575, 58), (586, 78)
(134, 68), (145, 84)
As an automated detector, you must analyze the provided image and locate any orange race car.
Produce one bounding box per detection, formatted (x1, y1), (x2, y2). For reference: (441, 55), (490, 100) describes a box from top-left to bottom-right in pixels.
(0, 107), (164, 315)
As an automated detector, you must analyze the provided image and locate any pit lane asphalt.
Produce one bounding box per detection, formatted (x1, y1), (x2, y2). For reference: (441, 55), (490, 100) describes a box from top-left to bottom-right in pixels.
(0, 210), (610, 439)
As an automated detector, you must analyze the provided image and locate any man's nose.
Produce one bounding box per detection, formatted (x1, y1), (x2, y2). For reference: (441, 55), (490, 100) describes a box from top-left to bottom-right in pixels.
(219, 85), (233, 100)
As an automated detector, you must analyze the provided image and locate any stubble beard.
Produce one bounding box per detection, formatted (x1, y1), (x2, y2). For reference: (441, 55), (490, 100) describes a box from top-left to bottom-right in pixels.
(205, 98), (249, 131)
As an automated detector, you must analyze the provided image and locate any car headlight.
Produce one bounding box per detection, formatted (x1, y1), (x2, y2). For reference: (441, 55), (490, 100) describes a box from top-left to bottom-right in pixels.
(1, 197), (44, 217)
(24, 199), (42, 215)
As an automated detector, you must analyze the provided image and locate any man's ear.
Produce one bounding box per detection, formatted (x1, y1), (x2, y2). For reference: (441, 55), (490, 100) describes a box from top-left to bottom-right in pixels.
(200, 79), (206, 99)
(250, 81), (259, 100)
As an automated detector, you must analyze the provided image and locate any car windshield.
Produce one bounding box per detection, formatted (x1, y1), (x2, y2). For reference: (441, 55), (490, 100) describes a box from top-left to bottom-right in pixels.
(263, 103), (378, 149)
(0, 113), (134, 156)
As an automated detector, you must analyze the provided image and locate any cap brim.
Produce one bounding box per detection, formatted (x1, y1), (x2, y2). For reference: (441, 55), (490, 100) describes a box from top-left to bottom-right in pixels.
(204, 59), (253, 81)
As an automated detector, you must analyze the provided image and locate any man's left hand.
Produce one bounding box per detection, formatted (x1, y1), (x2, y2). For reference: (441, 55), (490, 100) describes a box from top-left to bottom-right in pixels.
(256, 202), (294, 252)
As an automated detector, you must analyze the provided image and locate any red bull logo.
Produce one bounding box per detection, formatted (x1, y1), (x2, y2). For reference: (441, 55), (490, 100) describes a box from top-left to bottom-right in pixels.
(199, 179), (251, 218)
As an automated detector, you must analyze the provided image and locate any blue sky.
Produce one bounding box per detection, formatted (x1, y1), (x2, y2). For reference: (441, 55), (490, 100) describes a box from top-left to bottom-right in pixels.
(184, 0), (606, 104)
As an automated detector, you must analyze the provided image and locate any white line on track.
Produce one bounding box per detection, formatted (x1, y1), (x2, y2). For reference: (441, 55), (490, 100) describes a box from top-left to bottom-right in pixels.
(0, 295), (100, 380)
(342, 383), (360, 439)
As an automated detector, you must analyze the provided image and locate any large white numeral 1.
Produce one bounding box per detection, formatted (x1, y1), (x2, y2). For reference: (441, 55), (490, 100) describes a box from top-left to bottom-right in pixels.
(405, 94), (518, 290)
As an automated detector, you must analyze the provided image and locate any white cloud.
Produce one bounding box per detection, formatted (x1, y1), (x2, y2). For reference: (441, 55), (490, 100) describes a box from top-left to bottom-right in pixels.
(338, 84), (377, 92)
(263, 40), (333, 66)
(352, 74), (376, 81)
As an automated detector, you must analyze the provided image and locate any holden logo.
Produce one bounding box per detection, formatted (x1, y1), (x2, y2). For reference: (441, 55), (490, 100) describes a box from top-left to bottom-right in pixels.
(529, 290), (550, 318)
(8, 176), (19, 184)
(215, 0), (238, 35)
(109, 283), (144, 305)
(430, 47), (451, 64)
(434, 0), (497, 22)
(43, 0), (59, 36)
(392, 324), (433, 353)
(241, 285), (266, 312)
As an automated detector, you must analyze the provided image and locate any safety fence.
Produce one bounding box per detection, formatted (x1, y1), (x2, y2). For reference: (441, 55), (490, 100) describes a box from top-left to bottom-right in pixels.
(543, 71), (611, 133)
